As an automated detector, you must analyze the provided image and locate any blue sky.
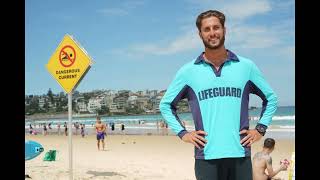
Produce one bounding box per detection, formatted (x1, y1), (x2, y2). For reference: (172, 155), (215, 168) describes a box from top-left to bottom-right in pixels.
(25, 0), (295, 106)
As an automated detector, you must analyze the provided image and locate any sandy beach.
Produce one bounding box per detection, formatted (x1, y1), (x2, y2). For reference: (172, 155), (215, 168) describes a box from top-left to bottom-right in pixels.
(25, 133), (294, 180)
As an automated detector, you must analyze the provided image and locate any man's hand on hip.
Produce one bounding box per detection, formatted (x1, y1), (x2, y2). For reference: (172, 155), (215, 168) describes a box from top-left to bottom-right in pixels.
(182, 130), (207, 149)
(239, 129), (262, 146)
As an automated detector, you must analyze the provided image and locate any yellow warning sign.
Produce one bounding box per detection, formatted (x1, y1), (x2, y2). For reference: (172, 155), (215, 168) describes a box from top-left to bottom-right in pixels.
(46, 34), (92, 94)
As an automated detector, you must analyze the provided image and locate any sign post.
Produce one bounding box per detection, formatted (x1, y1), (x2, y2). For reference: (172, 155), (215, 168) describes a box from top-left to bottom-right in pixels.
(46, 34), (93, 179)
(68, 91), (73, 180)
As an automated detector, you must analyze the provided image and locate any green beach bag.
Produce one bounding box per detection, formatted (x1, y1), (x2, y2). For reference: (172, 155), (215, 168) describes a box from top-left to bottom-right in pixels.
(43, 150), (56, 161)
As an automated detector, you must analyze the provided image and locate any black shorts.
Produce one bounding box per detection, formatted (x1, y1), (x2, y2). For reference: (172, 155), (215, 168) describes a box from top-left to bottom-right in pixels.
(195, 157), (252, 180)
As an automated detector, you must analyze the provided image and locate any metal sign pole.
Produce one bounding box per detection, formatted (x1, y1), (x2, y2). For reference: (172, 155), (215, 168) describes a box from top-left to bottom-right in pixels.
(68, 91), (73, 180)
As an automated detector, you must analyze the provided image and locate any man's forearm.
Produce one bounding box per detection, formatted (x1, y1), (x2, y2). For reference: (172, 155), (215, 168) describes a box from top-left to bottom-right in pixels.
(268, 167), (282, 178)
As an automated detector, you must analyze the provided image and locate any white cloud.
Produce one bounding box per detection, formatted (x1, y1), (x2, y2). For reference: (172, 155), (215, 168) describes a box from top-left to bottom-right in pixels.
(124, 0), (274, 55)
(130, 31), (201, 55)
(271, 0), (295, 10)
(125, 22), (289, 57)
(115, 22), (293, 58)
(109, 0), (293, 60)
(187, 0), (272, 20)
(222, 0), (271, 20)
(97, 0), (146, 16)
(227, 25), (281, 49)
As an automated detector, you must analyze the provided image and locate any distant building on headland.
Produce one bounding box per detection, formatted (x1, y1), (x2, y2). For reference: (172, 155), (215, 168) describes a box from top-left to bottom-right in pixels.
(25, 89), (191, 116)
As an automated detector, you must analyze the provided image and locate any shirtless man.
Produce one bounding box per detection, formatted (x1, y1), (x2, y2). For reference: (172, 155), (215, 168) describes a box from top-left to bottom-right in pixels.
(252, 138), (288, 180)
(95, 116), (106, 150)
(64, 122), (68, 136)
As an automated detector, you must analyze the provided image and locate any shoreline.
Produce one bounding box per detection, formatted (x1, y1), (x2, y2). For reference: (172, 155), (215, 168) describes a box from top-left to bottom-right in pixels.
(25, 125), (295, 140)
(25, 112), (167, 121)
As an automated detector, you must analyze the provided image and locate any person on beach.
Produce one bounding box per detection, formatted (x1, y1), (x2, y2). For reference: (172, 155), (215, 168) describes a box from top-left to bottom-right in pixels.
(47, 123), (51, 135)
(111, 122), (115, 133)
(120, 123), (125, 135)
(43, 123), (47, 136)
(75, 122), (80, 135)
(164, 122), (169, 135)
(182, 120), (186, 127)
(32, 129), (37, 135)
(95, 116), (106, 150)
(57, 123), (61, 135)
(252, 138), (288, 180)
(104, 122), (108, 135)
(160, 121), (165, 135)
(29, 124), (33, 134)
(160, 10), (277, 180)
(80, 123), (85, 138)
(64, 122), (68, 136)
(156, 120), (160, 134)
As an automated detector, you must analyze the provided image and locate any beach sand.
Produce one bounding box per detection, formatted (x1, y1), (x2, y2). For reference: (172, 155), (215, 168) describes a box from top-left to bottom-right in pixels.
(25, 134), (294, 180)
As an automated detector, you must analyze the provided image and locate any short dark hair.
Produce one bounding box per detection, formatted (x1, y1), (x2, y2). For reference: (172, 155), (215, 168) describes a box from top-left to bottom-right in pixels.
(96, 116), (101, 120)
(263, 138), (275, 149)
(196, 10), (225, 31)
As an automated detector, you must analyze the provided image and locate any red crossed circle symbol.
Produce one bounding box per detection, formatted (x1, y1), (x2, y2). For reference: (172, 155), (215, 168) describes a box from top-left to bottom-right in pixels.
(59, 45), (76, 67)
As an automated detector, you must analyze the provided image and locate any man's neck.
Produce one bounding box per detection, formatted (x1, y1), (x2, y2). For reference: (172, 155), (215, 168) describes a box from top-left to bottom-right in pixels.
(203, 46), (228, 68)
(262, 148), (272, 155)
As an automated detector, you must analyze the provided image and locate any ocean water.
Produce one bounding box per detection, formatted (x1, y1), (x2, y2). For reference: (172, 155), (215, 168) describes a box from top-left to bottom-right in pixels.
(25, 106), (295, 139)
(25, 106), (294, 129)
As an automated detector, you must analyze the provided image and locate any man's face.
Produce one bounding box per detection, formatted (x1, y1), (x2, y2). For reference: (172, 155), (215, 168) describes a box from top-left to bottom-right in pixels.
(97, 119), (101, 124)
(199, 16), (225, 49)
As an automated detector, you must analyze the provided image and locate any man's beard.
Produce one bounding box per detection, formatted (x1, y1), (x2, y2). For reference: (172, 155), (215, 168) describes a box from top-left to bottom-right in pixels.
(202, 35), (225, 50)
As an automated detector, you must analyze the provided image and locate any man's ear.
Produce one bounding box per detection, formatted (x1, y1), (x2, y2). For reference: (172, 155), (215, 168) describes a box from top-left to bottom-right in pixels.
(223, 26), (226, 36)
(198, 31), (203, 39)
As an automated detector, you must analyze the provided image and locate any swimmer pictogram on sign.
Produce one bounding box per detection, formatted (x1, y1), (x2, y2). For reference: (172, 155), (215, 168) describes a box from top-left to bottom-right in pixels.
(59, 45), (76, 67)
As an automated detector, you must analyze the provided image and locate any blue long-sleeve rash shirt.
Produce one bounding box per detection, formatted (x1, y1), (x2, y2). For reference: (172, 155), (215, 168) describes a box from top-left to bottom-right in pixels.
(160, 50), (278, 160)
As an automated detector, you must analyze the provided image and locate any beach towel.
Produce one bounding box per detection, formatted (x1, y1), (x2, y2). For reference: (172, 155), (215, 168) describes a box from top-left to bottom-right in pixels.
(43, 150), (56, 161)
